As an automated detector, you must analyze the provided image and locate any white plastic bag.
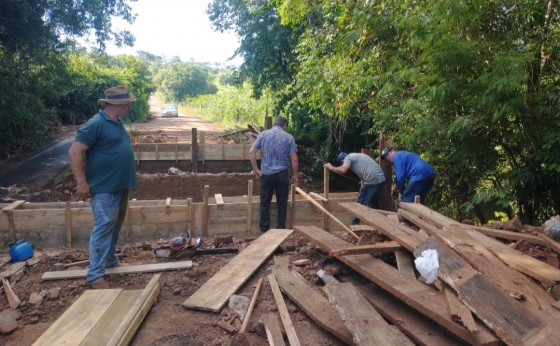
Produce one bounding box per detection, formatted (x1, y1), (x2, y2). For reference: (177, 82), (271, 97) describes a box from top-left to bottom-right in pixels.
(414, 249), (439, 284)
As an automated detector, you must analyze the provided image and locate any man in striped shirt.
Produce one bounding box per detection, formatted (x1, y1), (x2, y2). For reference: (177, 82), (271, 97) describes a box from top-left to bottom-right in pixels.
(249, 116), (299, 233)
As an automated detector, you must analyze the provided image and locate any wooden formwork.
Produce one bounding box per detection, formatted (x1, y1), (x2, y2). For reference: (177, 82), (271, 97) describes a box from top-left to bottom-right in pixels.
(132, 143), (259, 163)
(0, 186), (358, 248)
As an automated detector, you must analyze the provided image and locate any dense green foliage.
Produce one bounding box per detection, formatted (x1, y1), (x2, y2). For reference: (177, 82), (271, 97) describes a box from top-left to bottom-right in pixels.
(154, 62), (218, 102)
(210, 0), (560, 224)
(0, 0), (147, 159)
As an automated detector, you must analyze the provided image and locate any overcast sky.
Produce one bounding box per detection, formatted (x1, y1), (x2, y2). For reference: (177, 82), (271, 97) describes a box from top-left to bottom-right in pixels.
(105, 0), (242, 66)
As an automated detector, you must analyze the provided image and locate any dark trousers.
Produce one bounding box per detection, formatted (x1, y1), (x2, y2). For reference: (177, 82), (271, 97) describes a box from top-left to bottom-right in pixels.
(259, 170), (289, 232)
(352, 182), (385, 225)
(402, 176), (435, 203)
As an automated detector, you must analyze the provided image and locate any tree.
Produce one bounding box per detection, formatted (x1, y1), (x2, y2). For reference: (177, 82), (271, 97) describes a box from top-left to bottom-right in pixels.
(154, 62), (218, 102)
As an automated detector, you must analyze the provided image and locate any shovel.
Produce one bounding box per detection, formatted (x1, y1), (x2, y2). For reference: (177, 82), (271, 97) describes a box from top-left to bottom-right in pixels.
(230, 277), (264, 346)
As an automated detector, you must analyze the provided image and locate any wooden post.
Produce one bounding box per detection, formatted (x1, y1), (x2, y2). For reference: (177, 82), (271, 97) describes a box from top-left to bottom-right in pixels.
(65, 201), (73, 248)
(264, 116), (273, 130)
(191, 128), (198, 172)
(323, 166), (330, 231)
(156, 144), (159, 160)
(125, 198), (132, 243)
(203, 185), (209, 236)
(290, 184), (296, 228)
(378, 132), (393, 211)
(136, 144), (140, 166)
(175, 137), (178, 164)
(200, 131), (205, 164)
(246, 180), (253, 233)
(414, 195), (421, 204)
(2, 200), (25, 242)
(186, 198), (193, 231)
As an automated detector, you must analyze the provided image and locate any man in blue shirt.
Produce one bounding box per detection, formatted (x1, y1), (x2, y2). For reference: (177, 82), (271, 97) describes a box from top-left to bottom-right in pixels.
(249, 116), (299, 233)
(381, 146), (435, 204)
(68, 86), (137, 289)
(324, 152), (385, 224)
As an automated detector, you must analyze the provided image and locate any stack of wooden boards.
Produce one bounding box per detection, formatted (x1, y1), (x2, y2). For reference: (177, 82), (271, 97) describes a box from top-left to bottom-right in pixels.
(181, 206), (560, 345)
(293, 202), (560, 346)
(32, 274), (161, 346)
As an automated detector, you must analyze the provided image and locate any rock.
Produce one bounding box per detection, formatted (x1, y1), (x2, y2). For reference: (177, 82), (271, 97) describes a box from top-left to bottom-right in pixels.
(461, 219), (475, 225)
(47, 287), (61, 300)
(28, 293), (43, 306)
(512, 239), (532, 253)
(551, 284), (560, 300)
(544, 216), (560, 241)
(0, 309), (20, 334)
(53, 263), (65, 271)
(214, 236), (233, 247)
(228, 294), (251, 322)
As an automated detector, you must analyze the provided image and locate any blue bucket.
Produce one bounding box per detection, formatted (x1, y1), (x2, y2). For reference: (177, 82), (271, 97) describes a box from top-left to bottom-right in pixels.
(9, 239), (34, 262)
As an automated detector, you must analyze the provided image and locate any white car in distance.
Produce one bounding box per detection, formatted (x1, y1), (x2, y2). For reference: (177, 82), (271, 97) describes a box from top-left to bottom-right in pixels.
(161, 103), (178, 117)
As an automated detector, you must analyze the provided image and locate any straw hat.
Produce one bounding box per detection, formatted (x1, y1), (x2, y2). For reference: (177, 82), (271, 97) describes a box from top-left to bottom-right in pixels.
(98, 86), (136, 106)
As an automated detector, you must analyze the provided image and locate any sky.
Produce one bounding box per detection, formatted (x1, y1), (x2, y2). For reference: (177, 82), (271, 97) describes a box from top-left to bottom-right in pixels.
(105, 0), (242, 66)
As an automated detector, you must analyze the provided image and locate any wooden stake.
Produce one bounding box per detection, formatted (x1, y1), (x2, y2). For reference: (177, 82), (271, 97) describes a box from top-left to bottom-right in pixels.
(203, 185), (209, 236)
(295, 187), (359, 239)
(1, 277), (21, 309)
(65, 201), (73, 248)
(246, 180), (253, 233)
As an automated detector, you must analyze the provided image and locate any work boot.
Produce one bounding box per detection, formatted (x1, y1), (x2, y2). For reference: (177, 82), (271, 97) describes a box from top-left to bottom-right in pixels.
(90, 279), (110, 289)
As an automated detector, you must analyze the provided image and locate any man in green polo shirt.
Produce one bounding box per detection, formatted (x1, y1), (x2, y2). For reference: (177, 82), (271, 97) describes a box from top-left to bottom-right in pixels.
(68, 85), (137, 289)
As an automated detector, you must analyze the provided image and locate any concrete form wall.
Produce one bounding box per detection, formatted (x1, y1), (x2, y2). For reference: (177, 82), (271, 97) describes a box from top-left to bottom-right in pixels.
(1, 192), (358, 248)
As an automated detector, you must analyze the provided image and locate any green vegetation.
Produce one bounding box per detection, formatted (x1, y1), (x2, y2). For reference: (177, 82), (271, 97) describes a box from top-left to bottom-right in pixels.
(207, 0), (560, 225)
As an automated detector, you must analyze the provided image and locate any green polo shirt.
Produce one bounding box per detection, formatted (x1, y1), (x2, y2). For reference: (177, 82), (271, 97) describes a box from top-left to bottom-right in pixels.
(75, 110), (137, 193)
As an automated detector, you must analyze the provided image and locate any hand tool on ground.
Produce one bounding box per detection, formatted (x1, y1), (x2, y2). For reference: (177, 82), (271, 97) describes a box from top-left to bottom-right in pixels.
(153, 231), (238, 259)
(230, 277), (264, 346)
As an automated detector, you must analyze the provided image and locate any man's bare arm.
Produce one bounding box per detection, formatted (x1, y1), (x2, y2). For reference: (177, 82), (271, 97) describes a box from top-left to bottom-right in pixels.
(290, 152), (299, 187)
(323, 162), (350, 175)
(249, 147), (262, 179)
(68, 141), (90, 200)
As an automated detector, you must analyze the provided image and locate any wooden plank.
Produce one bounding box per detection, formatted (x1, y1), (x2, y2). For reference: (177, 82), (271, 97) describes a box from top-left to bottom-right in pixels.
(183, 229), (292, 312)
(165, 197), (171, 207)
(106, 274), (162, 346)
(399, 208), (560, 319)
(294, 225), (499, 346)
(1, 276), (21, 309)
(443, 284), (478, 332)
(215, 194), (224, 205)
(297, 187), (359, 239)
(397, 202), (560, 285)
(394, 249), (416, 277)
(32, 289), (123, 346)
(330, 241), (401, 257)
(323, 282), (414, 346)
(81, 290), (142, 345)
(42, 261), (191, 281)
(339, 202), (427, 252)
(343, 275), (463, 346)
(262, 313), (286, 346)
(416, 237), (543, 346)
(2, 200), (26, 211)
(268, 273), (301, 346)
(272, 256), (354, 345)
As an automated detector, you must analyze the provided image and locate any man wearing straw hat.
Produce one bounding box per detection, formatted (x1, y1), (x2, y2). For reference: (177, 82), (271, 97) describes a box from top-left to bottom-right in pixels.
(68, 86), (137, 289)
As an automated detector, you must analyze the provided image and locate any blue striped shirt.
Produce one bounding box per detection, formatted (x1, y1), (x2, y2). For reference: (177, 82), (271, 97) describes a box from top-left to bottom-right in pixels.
(252, 126), (297, 175)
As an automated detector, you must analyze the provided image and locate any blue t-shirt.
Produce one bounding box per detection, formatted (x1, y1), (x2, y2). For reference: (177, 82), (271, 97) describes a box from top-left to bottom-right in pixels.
(251, 126), (297, 175)
(393, 151), (435, 193)
(75, 110), (137, 193)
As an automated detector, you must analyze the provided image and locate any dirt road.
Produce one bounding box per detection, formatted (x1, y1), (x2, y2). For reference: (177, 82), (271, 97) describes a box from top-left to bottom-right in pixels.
(0, 97), (223, 196)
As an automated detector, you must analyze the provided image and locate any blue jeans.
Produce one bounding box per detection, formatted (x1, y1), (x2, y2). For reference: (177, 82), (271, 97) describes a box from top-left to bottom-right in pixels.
(259, 170), (289, 232)
(352, 182), (385, 225)
(87, 189), (129, 284)
(402, 176), (435, 203)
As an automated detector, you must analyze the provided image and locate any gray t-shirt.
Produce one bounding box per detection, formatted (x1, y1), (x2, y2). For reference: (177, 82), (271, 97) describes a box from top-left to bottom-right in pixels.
(343, 153), (385, 185)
